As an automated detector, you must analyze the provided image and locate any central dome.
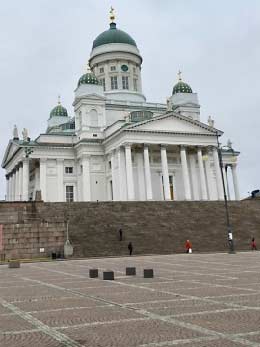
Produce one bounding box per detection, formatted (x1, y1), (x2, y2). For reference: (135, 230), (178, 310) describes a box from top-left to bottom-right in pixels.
(92, 22), (137, 49)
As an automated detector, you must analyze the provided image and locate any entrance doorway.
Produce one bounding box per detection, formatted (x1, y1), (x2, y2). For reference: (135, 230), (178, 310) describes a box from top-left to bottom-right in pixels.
(169, 175), (174, 200)
(161, 175), (175, 200)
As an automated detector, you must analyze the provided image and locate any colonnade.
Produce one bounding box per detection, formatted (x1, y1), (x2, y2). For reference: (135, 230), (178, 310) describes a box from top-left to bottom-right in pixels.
(108, 144), (240, 201)
(5, 146), (240, 202)
(5, 159), (29, 201)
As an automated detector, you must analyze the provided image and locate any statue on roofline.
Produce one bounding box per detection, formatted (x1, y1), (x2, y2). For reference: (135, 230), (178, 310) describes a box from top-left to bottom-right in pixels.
(13, 125), (19, 139)
(22, 128), (29, 142)
(208, 116), (214, 128)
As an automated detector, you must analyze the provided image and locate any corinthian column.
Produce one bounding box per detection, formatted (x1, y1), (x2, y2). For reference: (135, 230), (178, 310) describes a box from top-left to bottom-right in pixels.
(212, 147), (224, 200)
(180, 146), (191, 200)
(125, 144), (135, 200)
(197, 147), (207, 200)
(160, 146), (171, 200)
(231, 164), (240, 200)
(144, 145), (153, 200)
(22, 158), (29, 201)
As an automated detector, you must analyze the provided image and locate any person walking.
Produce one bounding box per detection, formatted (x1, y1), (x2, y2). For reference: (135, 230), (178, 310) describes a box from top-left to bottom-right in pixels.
(128, 242), (133, 256)
(119, 228), (123, 241)
(251, 237), (257, 250)
(185, 240), (192, 253)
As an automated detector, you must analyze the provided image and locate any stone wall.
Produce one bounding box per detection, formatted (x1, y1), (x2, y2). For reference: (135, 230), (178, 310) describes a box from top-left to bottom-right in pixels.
(0, 200), (259, 260)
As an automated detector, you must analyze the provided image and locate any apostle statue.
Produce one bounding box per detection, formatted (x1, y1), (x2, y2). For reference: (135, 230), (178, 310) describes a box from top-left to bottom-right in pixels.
(13, 125), (19, 139)
(208, 116), (215, 128)
(22, 128), (28, 141)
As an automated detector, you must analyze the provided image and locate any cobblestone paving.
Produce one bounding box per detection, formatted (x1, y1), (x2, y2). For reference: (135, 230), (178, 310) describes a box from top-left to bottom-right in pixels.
(1, 252), (260, 346)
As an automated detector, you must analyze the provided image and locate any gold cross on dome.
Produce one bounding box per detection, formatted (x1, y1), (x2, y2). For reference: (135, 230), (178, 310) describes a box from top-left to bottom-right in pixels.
(58, 95), (61, 104)
(177, 70), (182, 81)
(109, 6), (115, 23)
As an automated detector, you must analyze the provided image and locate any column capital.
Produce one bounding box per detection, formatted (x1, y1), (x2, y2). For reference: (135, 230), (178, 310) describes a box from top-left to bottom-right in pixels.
(179, 144), (188, 150)
(124, 143), (132, 149)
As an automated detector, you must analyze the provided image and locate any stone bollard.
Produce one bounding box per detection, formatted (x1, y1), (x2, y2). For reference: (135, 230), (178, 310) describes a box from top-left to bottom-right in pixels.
(144, 269), (154, 278)
(126, 267), (136, 276)
(89, 269), (99, 278)
(103, 271), (114, 280)
(8, 261), (20, 269)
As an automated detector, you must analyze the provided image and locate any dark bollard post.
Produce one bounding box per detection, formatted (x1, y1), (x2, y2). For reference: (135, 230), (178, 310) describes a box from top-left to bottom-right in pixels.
(8, 261), (20, 269)
(144, 269), (154, 278)
(103, 271), (114, 280)
(126, 267), (136, 276)
(89, 269), (99, 278)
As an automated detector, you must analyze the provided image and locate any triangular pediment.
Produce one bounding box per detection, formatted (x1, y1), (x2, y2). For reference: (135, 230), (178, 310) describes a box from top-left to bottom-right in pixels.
(1, 141), (21, 168)
(126, 113), (219, 135)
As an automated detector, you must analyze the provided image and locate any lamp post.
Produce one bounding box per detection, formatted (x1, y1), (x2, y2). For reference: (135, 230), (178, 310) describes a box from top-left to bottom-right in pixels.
(216, 134), (235, 253)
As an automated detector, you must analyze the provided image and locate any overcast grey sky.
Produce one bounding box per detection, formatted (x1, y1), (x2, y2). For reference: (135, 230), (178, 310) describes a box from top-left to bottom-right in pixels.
(0, 0), (259, 199)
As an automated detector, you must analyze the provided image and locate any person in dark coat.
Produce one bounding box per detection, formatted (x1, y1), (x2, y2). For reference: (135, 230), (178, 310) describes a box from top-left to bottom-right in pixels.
(119, 228), (123, 241)
(128, 242), (133, 256)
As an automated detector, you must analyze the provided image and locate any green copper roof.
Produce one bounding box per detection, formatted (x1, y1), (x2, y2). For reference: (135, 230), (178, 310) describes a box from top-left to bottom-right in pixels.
(50, 104), (68, 118)
(92, 22), (137, 49)
(172, 80), (193, 95)
(77, 72), (99, 87)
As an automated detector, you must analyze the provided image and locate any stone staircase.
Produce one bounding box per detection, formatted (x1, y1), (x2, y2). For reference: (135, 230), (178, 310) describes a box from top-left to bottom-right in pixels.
(0, 200), (260, 260)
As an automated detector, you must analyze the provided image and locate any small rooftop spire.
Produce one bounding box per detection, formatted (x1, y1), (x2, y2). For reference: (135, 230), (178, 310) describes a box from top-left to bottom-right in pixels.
(177, 70), (182, 81)
(58, 95), (61, 105)
(109, 6), (116, 23)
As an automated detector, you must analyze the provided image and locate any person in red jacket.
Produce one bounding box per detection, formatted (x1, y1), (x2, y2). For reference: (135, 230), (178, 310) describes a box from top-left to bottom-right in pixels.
(251, 237), (257, 250)
(185, 240), (192, 253)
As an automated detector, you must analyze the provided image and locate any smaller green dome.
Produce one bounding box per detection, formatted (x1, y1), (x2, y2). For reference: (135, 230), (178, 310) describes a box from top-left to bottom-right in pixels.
(50, 102), (68, 118)
(77, 72), (99, 87)
(172, 80), (192, 95)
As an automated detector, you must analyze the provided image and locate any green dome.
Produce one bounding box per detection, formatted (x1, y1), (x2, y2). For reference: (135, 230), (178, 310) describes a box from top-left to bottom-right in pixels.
(172, 80), (193, 95)
(92, 22), (137, 49)
(50, 103), (68, 118)
(77, 72), (99, 87)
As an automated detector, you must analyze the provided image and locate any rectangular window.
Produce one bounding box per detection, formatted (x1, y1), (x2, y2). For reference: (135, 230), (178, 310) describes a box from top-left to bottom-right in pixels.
(99, 67), (104, 73)
(66, 186), (74, 202)
(65, 167), (73, 174)
(133, 78), (138, 91)
(100, 78), (106, 91)
(111, 76), (118, 90)
(122, 76), (129, 90)
(110, 66), (116, 71)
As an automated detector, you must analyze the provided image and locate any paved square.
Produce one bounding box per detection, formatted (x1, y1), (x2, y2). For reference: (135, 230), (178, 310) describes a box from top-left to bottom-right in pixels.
(1, 252), (260, 346)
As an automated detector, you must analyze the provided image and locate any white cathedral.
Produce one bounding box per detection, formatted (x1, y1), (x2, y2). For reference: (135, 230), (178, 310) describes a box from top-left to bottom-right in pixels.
(2, 11), (240, 203)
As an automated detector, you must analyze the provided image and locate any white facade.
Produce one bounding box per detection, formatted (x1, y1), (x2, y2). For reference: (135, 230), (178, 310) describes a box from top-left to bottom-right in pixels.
(1, 19), (240, 203)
